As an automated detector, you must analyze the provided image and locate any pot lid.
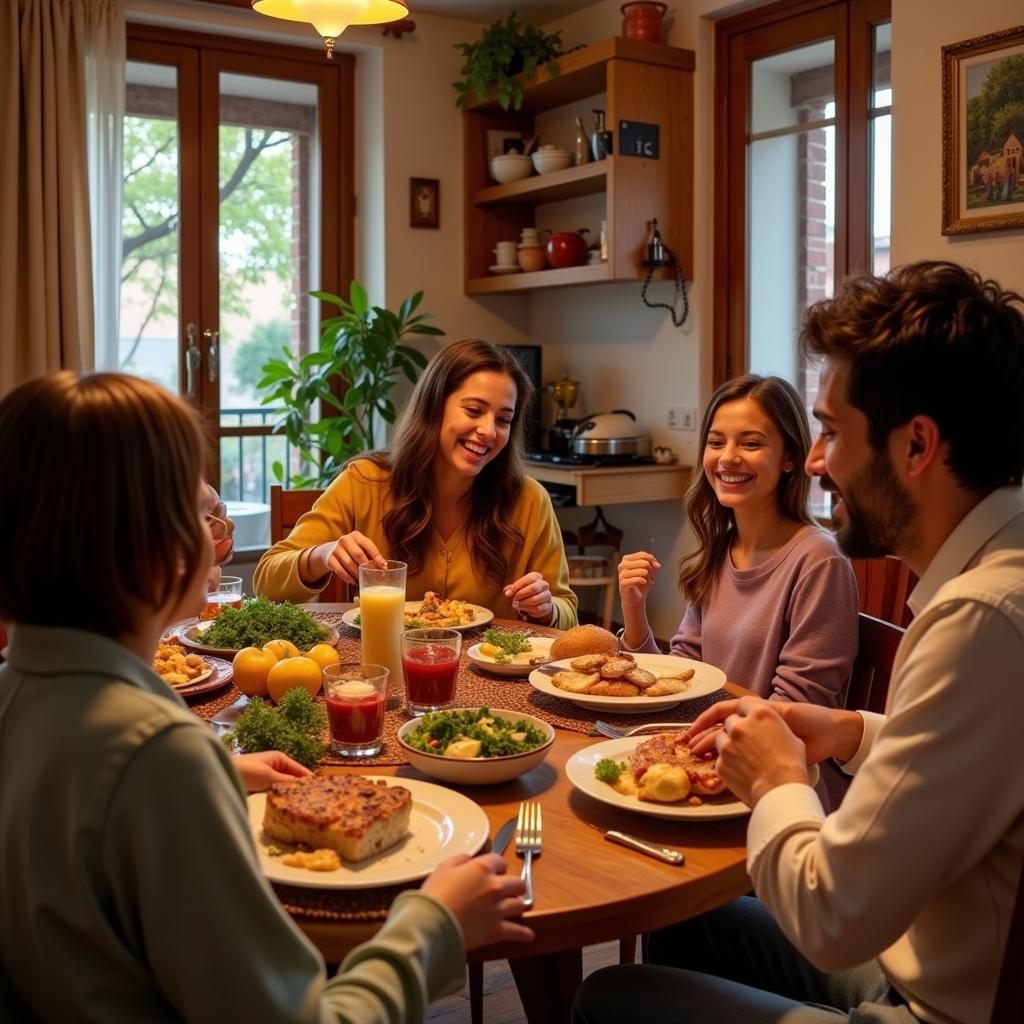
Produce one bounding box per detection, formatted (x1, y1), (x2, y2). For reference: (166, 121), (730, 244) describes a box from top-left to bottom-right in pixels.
(574, 411), (642, 439)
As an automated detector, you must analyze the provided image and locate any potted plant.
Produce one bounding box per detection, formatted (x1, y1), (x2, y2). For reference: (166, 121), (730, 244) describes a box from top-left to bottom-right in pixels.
(257, 282), (444, 488)
(453, 11), (564, 111)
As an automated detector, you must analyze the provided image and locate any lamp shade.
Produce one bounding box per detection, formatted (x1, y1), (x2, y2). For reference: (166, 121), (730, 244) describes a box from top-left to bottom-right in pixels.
(253, 0), (409, 58)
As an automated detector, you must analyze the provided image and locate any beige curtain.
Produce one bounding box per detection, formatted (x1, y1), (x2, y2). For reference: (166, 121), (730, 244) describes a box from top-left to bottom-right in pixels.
(0, 0), (121, 395)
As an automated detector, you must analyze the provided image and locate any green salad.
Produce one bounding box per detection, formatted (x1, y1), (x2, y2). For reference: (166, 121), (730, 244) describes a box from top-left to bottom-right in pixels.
(479, 628), (533, 664)
(200, 596), (329, 650)
(403, 707), (548, 758)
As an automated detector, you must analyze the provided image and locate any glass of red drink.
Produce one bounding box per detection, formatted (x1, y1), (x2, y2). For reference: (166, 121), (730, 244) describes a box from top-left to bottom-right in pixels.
(402, 628), (461, 716)
(200, 575), (243, 621)
(323, 663), (389, 757)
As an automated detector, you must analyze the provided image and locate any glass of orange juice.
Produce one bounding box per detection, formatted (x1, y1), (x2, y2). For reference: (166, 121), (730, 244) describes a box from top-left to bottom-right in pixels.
(358, 560), (406, 709)
(201, 575), (243, 621)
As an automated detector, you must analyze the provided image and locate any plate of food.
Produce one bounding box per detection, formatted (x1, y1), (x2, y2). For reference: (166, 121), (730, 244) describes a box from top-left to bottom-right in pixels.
(466, 629), (554, 678)
(153, 642), (234, 699)
(341, 592), (494, 633)
(529, 653), (725, 713)
(173, 596), (337, 657)
(248, 775), (489, 889)
(566, 733), (747, 820)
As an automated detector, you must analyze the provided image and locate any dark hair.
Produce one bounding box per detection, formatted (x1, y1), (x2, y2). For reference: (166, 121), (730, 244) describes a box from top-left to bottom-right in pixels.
(678, 374), (816, 607)
(800, 260), (1024, 491)
(366, 339), (535, 586)
(0, 373), (208, 637)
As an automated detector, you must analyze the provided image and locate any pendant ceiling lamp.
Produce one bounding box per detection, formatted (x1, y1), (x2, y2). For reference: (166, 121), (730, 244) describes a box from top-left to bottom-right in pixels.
(253, 0), (409, 59)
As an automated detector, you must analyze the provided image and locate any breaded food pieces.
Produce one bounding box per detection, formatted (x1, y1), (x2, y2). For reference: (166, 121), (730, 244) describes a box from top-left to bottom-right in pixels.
(625, 666), (657, 688)
(553, 670), (602, 693)
(589, 680), (640, 697)
(570, 654), (609, 673)
(645, 672), (695, 697)
(598, 657), (635, 679)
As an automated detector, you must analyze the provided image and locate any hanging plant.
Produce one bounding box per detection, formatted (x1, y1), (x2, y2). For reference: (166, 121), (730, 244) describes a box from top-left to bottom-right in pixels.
(453, 11), (564, 111)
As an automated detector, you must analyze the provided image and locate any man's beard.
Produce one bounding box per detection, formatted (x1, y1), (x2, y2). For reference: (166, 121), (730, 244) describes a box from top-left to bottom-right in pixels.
(827, 451), (917, 559)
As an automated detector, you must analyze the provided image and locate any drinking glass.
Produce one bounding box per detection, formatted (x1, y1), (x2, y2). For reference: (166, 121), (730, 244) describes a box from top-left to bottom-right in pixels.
(201, 575), (243, 620)
(358, 560), (407, 708)
(324, 663), (389, 757)
(402, 627), (461, 715)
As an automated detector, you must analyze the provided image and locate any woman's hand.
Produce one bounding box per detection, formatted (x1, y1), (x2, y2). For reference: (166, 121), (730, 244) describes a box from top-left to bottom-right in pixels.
(233, 751), (312, 793)
(421, 853), (534, 951)
(617, 551), (660, 610)
(504, 572), (553, 623)
(306, 533), (387, 586)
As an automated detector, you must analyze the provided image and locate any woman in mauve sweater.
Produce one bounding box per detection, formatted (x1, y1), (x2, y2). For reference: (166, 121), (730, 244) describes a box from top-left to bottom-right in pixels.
(618, 375), (857, 706)
(256, 339), (577, 628)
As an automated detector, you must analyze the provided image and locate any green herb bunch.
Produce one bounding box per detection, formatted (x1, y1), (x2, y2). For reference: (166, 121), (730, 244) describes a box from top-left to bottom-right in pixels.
(481, 628), (532, 663)
(201, 596), (328, 650)
(222, 689), (327, 769)
(453, 11), (563, 111)
(594, 758), (626, 784)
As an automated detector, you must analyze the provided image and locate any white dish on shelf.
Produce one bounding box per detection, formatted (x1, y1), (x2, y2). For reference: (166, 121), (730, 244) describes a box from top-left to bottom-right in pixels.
(489, 264), (522, 275)
(532, 147), (573, 174)
(490, 153), (533, 183)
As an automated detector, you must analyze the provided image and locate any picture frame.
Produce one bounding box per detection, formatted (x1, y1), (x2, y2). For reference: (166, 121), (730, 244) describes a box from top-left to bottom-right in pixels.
(486, 129), (524, 161)
(410, 177), (439, 229)
(942, 24), (1024, 235)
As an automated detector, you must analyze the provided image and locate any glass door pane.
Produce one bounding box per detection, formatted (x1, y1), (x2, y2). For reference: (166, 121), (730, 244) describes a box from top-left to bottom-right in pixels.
(870, 23), (892, 274)
(119, 61), (180, 390)
(216, 73), (322, 544)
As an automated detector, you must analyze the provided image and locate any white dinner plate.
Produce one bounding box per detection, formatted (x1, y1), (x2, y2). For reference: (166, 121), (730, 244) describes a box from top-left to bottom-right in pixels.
(248, 776), (489, 889)
(341, 602), (494, 633)
(566, 735), (749, 821)
(466, 636), (554, 678)
(529, 654), (725, 713)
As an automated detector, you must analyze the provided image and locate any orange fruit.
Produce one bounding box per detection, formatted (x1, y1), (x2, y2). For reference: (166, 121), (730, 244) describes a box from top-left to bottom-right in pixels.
(231, 646), (277, 697)
(266, 656), (323, 704)
(306, 642), (341, 671)
(263, 638), (300, 661)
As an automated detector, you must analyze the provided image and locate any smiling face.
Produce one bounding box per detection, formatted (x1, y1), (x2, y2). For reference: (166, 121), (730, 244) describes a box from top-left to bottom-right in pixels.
(806, 358), (917, 558)
(702, 397), (794, 516)
(435, 370), (518, 480)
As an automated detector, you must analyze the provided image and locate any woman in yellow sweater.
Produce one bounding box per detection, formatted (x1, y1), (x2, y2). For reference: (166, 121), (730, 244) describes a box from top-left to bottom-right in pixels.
(255, 339), (578, 628)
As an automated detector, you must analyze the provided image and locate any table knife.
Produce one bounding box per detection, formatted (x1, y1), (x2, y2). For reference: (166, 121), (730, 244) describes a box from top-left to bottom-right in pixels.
(492, 816), (518, 856)
(587, 823), (685, 865)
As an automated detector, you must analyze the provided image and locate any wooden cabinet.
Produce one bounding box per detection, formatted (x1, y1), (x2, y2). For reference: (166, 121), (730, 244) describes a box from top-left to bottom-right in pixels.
(463, 37), (694, 295)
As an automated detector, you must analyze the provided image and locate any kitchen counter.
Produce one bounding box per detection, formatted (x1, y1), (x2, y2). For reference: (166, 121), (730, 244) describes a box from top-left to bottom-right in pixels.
(525, 461), (691, 507)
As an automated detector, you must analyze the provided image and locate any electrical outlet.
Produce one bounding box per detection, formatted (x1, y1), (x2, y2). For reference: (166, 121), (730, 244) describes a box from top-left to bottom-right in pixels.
(667, 405), (696, 431)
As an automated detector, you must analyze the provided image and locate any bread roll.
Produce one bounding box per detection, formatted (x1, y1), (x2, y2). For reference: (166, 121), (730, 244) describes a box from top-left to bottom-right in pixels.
(550, 624), (619, 662)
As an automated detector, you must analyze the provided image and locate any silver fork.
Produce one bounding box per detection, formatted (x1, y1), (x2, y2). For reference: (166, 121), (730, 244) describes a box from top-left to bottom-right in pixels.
(515, 801), (542, 910)
(594, 720), (689, 739)
(593, 720), (626, 739)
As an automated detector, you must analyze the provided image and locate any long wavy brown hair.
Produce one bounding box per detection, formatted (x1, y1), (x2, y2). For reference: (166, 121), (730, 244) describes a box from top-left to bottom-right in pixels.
(360, 339), (534, 586)
(677, 375), (816, 608)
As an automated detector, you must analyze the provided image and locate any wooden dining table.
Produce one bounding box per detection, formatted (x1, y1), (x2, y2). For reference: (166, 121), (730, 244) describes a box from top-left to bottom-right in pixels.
(194, 606), (751, 1024)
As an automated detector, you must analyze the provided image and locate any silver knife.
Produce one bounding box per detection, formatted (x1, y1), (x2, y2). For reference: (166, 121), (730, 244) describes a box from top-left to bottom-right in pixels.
(587, 823), (685, 865)
(492, 816), (518, 856)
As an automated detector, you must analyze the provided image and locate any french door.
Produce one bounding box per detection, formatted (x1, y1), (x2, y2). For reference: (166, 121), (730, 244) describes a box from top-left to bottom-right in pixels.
(119, 26), (353, 514)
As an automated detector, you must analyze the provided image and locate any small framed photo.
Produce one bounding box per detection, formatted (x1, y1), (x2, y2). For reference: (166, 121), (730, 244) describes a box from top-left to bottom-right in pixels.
(486, 128), (524, 160)
(942, 24), (1024, 234)
(410, 177), (439, 229)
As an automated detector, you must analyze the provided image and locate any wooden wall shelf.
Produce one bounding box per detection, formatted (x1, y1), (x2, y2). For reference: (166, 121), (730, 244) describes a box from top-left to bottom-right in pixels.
(466, 264), (610, 294)
(473, 162), (608, 206)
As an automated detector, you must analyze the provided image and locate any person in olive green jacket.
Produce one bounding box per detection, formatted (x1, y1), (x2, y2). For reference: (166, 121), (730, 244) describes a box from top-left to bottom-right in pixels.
(256, 339), (578, 629)
(0, 372), (533, 1023)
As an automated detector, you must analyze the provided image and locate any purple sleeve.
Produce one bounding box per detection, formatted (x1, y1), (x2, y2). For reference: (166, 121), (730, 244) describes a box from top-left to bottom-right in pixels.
(769, 555), (858, 707)
(666, 603), (702, 661)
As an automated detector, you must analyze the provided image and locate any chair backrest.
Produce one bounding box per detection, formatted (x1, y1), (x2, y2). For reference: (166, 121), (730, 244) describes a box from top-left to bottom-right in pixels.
(269, 485), (345, 602)
(850, 556), (917, 627)
(844, 612), (904, 714)
(992, 865), (1024, 1022)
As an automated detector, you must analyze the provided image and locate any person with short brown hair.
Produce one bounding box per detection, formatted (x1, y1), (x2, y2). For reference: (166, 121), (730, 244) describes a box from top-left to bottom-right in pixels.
(0, 372), (533, 1022)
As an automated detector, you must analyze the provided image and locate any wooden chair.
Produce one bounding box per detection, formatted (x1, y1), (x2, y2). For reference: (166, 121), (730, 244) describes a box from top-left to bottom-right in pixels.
(268, 484), (346, 601)
(843, 612), (905, 715)
(850, 556), (916, 628)
(562, 506), (624, 631)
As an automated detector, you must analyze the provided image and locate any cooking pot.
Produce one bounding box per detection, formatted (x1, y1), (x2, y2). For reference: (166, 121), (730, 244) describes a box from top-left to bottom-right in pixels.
(572, 410), (652, 457)
(545, 229), (590, 269)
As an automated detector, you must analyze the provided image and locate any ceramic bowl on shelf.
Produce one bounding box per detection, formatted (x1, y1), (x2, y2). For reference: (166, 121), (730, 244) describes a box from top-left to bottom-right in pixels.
(531, 147), (573, 174)
(490, 153), (533, 184)
(518, 245), (546, 272)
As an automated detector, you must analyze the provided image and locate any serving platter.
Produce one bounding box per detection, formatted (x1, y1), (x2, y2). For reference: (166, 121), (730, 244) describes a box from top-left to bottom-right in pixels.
(173, 620), (339, 658)
(528, 654), (725, 713)
(247, 777), (488, 889)
(340, 602), (494, 633)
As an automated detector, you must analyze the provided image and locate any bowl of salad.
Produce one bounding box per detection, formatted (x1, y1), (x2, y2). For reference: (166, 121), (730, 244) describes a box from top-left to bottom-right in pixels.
(397, 707), (555, 785)
(466, 629), (554, 678)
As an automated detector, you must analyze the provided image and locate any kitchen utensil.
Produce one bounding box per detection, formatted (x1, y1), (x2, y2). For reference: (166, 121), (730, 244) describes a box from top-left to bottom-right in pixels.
(546, 370), (580, 416)
(492, 816), (518, 856)
(586, 822), (685, 864)
(545, 229), (590, 269)
(494, 240), (518, 265)
(532, 147), (573, 174)
(518, 245), (546, 273)
(490, 153), (533, 184)
(515, 801), (542, 909)
(620, 1), (667, 44)
(572, 410), (652, 457)
(523, 134), (540, 156)
(519, 226), (541, 246)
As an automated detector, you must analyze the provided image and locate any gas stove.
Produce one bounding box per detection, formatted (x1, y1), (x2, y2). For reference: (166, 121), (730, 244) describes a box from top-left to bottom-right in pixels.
(525, 451), (657, 467)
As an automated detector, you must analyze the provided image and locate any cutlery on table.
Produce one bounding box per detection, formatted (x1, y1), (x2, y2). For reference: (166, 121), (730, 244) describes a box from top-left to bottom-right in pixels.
(491, 816), (518, 857)
(586, 822), (685, 865)
(593, 720), (695, 739)
(515, 801), (542, 910)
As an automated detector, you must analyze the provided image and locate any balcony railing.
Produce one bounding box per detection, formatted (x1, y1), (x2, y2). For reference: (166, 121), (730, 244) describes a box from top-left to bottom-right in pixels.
(219, 405), (296, 505)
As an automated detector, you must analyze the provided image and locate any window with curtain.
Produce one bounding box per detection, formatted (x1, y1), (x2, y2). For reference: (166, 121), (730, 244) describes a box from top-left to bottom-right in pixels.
(714, 0), (891, 515)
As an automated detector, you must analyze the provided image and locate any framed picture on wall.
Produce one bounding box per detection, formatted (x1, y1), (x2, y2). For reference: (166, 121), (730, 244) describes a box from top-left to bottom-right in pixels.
(942, 24), (1024, 234)
(410, 178), (440, 229)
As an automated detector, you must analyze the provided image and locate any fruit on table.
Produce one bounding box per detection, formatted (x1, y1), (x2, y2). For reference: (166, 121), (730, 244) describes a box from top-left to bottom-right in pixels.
(264, 638), (300, 661)
(231, 646), (278, 697)
(306, 642), (341, 671)
(267, 655), (323, 704)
